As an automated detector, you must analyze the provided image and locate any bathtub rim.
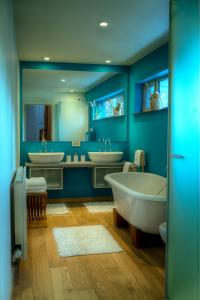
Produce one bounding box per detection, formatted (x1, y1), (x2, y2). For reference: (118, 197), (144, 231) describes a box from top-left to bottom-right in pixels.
(104, 172), (166, 202)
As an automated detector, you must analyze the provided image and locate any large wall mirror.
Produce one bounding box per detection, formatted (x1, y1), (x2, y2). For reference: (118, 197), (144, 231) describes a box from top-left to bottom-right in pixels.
(22, 65), (128, 142)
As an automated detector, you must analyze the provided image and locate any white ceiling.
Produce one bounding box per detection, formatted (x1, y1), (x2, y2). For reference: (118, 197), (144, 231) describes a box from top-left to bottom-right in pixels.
(23, 69), (117, 102)
(13, 0), (169, 65)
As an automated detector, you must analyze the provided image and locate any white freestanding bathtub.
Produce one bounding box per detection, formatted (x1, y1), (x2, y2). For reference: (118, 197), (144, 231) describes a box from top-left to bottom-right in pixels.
(104, 172), (167, 234)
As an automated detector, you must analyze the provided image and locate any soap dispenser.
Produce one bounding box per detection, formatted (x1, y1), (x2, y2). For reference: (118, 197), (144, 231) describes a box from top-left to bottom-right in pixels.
(73, 152), (78, 162)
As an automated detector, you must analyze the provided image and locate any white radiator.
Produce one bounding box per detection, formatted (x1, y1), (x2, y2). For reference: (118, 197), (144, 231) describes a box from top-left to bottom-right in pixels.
(14, 166), (27, 260)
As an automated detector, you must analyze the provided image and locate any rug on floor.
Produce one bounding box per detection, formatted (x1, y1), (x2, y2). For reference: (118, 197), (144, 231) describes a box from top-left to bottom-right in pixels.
(53, 224), (122, 257)
(83, 201), (115, 213)
(46, 203), (70, 215)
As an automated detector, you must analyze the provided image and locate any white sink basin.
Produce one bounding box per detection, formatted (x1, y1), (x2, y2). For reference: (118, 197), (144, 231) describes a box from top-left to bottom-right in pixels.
(28, 152), (64, 163)
(88, 152), (123, 163)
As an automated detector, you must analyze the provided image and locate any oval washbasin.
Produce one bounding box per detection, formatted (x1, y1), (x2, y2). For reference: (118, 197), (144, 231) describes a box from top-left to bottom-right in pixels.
(88, 152), (123, 163)
(28, 152), (64, 163)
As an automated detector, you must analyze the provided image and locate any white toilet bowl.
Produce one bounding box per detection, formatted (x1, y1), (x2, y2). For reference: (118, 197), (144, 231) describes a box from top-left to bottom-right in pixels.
(159, 222), (167, 243)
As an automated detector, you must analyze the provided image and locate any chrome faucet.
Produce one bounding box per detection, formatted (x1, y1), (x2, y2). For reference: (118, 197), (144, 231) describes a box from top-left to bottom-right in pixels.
(98, 138), (104, 151)
(104, 138), (111, 152)
(44, 140), (47, 152)
(41, 135), (47, 152)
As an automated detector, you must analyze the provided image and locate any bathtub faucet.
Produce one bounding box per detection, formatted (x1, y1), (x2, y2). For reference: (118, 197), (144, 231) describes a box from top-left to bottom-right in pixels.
(105, 138), (111, 152)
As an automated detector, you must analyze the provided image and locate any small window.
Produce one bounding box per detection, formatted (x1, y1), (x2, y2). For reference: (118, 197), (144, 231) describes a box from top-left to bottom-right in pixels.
(92, 93), (124, 120)
(142, 77), (168, 112)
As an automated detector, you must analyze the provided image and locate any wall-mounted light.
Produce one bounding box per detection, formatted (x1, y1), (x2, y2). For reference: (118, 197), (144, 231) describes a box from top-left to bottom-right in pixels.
(44, 57), (50, 61)
(105, 60), (111, 64)
(61, 79), (66, 82)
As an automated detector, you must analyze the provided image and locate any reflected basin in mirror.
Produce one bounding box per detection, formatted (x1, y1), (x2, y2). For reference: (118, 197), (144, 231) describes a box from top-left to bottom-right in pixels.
(28, 152), (64, 163)
(88, 152), (123, 163)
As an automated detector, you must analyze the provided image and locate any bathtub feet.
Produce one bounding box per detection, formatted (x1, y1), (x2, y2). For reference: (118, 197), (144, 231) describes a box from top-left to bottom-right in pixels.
(113, 208), (128, 228)
(113, 208), (163, 248)
(130, 225), (163, 249)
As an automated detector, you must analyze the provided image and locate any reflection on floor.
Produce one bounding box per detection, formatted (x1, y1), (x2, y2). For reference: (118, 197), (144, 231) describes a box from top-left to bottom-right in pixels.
(12, 201), (165, 300)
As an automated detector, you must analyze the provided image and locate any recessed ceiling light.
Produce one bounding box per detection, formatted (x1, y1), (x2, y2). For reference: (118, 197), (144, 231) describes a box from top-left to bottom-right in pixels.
(105, 60), (111, 63)
(70, 89), (74, 93)
(44, 57), (50, 61)
(61, 79), (66, 82)
(99, 21), (108, 28)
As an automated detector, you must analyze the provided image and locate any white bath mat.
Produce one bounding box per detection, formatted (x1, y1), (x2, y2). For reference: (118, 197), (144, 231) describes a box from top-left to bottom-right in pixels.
(53, 225), (122, 257)
(46, 203), (70, 215)
(83, 201), (115, 213)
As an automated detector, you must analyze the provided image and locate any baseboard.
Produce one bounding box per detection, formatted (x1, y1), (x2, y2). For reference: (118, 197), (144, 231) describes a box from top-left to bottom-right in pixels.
(47, 196), (113, 203)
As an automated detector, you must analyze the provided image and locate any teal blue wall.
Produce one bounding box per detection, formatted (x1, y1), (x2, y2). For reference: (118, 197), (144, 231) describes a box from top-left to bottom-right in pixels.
(128, 44), (168, 176)
(86, 73), (128, 142)
(0, 0), (19, 299)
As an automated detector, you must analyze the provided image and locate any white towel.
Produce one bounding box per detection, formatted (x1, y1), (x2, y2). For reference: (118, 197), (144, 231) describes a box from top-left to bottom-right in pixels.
(26, 184), (47, 190)
(26, 184), (47, 193)
(26, 177), (46, 187)
(134, 150), (145, 167)
(123, 162), (132, 172)
(26, 189), (46, 194)
(26, 187), (47, 193)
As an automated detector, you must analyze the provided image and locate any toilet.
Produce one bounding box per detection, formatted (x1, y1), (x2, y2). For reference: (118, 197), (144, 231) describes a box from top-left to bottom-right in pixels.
(159, 222), (167, 243)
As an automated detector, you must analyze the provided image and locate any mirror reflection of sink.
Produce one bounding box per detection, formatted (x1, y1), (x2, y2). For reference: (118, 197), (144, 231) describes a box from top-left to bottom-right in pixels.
(28, 152), (64, 163)
(88, 152), (123, 163)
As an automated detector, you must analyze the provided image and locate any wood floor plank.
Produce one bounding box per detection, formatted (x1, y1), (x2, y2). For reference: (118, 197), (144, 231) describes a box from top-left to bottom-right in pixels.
(112, 253), (164, 299)
(84, 255), (122, 300)
(65, 289), (99, 300)
(31, 255), (55, 300)
(12, 201), (165, 300)
(66, 256), (94, 290)
(50, 267), (73, 299)
(12, 287), (33, 300)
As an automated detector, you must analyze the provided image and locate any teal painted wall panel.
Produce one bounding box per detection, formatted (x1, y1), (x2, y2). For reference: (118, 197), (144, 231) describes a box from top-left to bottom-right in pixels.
(0, 0), (19, 299)
(128, 44), (169, 176)
(86, 73), (128, 142)
(167, 0), (200, 299)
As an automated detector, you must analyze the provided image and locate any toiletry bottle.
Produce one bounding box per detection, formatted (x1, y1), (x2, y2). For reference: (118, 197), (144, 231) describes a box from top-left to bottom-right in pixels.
(73, 152), (78, 162)
(81, 154), (85, 162)
(66, 154), (71, 162)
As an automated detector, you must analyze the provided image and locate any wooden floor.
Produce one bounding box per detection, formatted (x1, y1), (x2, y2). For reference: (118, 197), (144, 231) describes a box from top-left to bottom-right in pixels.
(12, 202), (165, 300)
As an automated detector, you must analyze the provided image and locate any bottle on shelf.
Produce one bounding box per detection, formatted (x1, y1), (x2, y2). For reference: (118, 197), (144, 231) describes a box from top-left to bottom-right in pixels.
(66, 154), (71, 162)
(73, 152), (78, 162)
(81, 155), (85, 162)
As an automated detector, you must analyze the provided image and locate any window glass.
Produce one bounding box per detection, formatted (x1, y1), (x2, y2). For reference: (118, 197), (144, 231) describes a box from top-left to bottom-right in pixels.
(143, 80), (155, 111)
(92, 93), (124, 120)
(142, 76), (168, 112)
